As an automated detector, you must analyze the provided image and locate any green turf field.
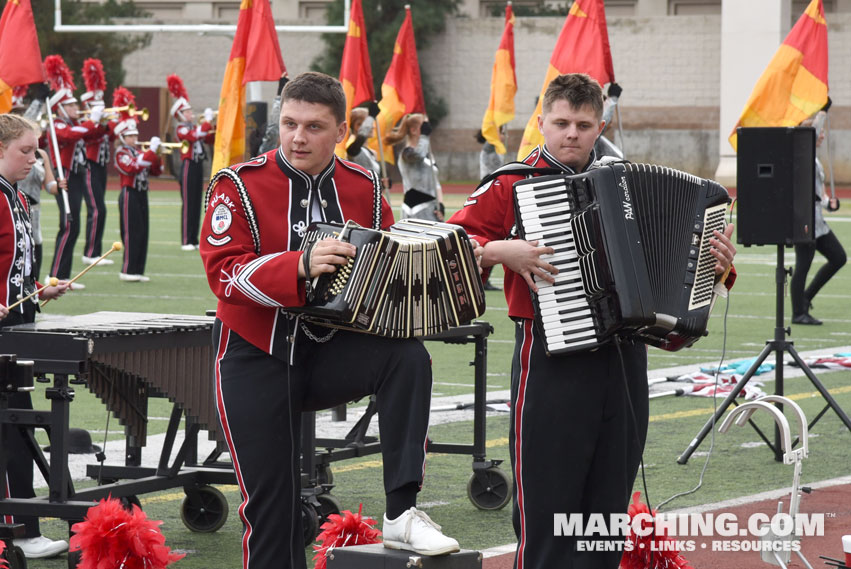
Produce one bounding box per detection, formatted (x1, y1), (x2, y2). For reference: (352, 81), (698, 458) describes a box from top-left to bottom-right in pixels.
(22, 187), (851, 568)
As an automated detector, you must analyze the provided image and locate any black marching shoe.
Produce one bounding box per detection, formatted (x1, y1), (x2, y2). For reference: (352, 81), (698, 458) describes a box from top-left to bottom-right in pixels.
(792, 313), (822, 325)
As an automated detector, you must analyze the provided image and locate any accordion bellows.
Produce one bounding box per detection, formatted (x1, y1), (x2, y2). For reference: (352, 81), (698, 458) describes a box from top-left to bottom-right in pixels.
(290, 219), (485, 338)
(514, 162), (730, 355)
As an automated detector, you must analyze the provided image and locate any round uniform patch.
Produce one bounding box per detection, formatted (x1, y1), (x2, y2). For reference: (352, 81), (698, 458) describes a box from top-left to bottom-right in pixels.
(211, 204), (232, 235)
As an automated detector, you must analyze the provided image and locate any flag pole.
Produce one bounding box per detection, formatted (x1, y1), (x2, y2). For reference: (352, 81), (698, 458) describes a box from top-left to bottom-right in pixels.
(824, 112), (838, 206)
(44, 100), (72, 221)
(374, 109), (389, 181)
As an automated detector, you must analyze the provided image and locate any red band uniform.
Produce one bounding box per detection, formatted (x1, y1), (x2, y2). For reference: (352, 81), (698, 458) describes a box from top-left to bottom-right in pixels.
(114, 119), (161, 279)
(200, 149), (434, 569)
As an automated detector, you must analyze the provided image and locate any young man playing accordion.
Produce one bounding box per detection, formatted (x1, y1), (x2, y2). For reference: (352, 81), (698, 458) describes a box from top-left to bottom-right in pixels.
(449, 73), (737, 569)
(200, 71), (459, 569)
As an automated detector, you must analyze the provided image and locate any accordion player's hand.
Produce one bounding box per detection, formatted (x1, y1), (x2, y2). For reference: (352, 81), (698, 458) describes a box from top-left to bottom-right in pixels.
(710, 223), (737, 278)
(488, 239), (557, 292)
(299, 238), (357, 279)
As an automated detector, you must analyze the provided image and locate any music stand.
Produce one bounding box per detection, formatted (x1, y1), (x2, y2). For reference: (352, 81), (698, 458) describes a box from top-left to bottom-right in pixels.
(678, 126), (851, 464)
(677, 245), (851, 463)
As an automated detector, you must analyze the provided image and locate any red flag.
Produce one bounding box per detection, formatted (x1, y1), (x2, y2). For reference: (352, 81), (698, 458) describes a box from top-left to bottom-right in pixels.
(517, 0), (614, 159)
(336, 0), (375, 158)
(0, 0), (45, 114)
(481, 3), (517, 155)
(212, 0), (286, 173)
(729, 0), (828, 150)
(371, 6), (425, 164)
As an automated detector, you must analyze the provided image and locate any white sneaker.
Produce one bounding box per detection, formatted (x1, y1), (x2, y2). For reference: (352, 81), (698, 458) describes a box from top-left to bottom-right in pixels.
(119, 273), (142, 282)
(382, 507), (460, 556)
(68, 282), (85, 290)
(138, 275), (150, 282)
(82, 255), (115, 266)
(13, 535), (69, 559)
(180, 244), (196, 251)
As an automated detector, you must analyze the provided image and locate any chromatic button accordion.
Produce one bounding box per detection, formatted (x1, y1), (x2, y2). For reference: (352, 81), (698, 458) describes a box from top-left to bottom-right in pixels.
(289, 219), (485, 338)
(513, 162), (730, 355)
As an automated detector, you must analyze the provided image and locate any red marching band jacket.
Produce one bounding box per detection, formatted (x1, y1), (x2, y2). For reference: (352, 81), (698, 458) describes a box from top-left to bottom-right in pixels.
(0, 176), (43, 314)
(48, 117), (103, 175)
(448, 146), (737, 322)
(200, 149), (390, 358)
(114, 145), (162, 190)
(85, 120), (116, 165)
(175, 121), (214, 162)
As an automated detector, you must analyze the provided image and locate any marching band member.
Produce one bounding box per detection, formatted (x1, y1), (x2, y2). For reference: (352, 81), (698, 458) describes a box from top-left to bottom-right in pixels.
(449, 73), (737, 569)
(79, 58), (115, 266)
(112, 88), (162, 282)
(200, 72), (459, 569)
(167, 74), (215, 251)
(0, 113), (71, 560)
(43, 55), (103, 287)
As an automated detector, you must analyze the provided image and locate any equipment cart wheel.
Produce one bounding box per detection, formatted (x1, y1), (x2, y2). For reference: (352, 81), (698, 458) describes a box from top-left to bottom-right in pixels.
(317, 464), (333, 485)
(467, 466), (511, 510)
(180, 485), (229, 533)
(301, 500), (319, 547)
(4, 545), (26, 569)
(315, 493), (342, 526)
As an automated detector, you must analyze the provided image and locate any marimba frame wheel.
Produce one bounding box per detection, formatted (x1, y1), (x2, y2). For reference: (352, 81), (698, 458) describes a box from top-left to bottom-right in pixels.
(466, 466), (511, 511)
(301, 499), (319, 547)
(180, 485), (229, 533)
(3, 545), (26, 569)
(315, 492), (342, 526)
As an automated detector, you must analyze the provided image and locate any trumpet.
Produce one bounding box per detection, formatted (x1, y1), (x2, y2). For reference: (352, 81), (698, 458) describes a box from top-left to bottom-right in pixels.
(80, 104), (149, 121)
(140, 140), (190, 154)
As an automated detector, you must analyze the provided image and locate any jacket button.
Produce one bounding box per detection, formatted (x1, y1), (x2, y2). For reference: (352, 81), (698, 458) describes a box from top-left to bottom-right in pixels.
(300, 199), (308, 208)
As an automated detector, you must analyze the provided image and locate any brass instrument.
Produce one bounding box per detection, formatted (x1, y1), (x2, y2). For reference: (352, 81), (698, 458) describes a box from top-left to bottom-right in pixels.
(80, 104), (149, 121)
(140, 140), (190, 154)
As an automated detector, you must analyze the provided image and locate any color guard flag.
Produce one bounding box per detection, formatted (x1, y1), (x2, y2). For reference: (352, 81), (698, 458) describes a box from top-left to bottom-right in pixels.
(480, 3), (516, 155)
(371, 6), (425, 165)
(729, 0), (828, 151)
(336, 0), (375, 158)
(0, 0), (45, 114)
(517, 0), (614, 159)
(212, 0), (286, 174)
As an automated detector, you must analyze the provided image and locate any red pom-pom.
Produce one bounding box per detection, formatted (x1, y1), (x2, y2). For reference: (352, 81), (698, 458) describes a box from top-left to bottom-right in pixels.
(44, 55), (76, 92)
(312, 504), (382, 569)
(112, 86), (137, 119)
(0, 539), (8, 568)
(166, 74), (188, 101)
(82, 58), (106, 92)
(12, 85), (28, 98)
(619, 492), (694, 569)
(69, 497), (185, 569)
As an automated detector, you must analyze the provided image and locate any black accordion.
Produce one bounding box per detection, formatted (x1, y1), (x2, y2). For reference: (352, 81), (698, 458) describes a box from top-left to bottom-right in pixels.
(289, 219), (485, 338)
(513, 162), (730, 355)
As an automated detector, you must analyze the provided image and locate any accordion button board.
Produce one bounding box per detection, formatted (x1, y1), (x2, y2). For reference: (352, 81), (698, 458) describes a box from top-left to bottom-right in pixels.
(514, 162), (730, 355)
(291, 219), (485, 338)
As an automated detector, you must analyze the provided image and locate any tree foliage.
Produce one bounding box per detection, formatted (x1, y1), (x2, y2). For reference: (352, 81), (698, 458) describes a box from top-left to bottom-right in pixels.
(312, 0), (461, 124)
(31, 0), (151, 96)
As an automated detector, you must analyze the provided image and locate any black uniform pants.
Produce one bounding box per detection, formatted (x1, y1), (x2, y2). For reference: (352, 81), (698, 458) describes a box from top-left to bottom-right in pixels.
(791, 229), (847, 316)
(48, 169), (85, 279)
(510, 319), (648, 569)
(180, 159), (203, 247)
(118, 187), (149, 275)
(214, 320), (433, 569)
(83, 161), (107, 258)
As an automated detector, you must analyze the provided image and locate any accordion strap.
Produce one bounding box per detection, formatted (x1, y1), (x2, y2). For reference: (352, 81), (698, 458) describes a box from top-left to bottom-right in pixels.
(477, 162), (564, 189)
(205, 167), (262, 256)
(370, 171), (382, 230)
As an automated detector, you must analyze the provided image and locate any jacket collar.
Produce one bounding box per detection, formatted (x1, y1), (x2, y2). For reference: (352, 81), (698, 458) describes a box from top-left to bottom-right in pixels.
(539, 144), (597, 174)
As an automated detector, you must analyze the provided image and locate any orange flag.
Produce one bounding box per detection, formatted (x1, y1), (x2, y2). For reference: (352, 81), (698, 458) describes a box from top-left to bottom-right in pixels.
(0, 0), (45, 114)
(517, 0), (614, 159)
(212, 0), (286, 174)
(336, 0), (375, 158)
(480, 3), (516, 155)
(370, 6), (425, 165)
(729, 0), (828, 151)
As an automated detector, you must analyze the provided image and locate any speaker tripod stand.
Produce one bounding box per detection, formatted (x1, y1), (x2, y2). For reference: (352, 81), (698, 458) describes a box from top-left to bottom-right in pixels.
(678, 244), (851, 464)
